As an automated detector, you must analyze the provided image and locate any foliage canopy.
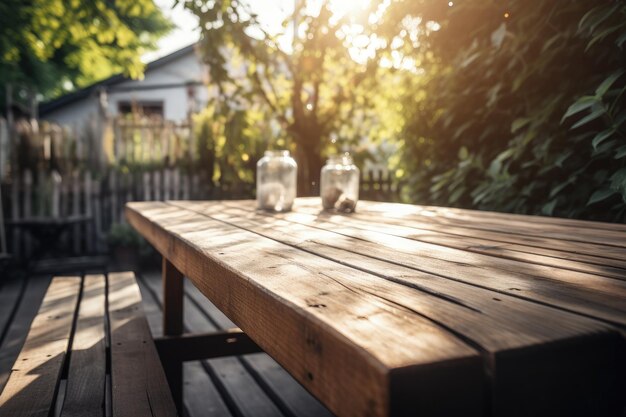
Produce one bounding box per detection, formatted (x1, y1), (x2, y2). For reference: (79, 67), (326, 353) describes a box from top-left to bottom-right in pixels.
(386, 0), (626, 222)
(0, 0), (172, 102)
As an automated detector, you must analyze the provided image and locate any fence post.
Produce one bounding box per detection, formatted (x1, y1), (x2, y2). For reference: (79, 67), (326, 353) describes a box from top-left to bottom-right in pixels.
(10, 173), (20, 257)
(182, 172), (190, 200)
(23, 170), (32, 257)
(143, 171), (151, 201)
(85, 171), (94, 253)
(154, 170), (162, 201)
(109, 170), (118, 225)
(51, 170), (61, 217)
(173, 168), (180, 200)
(93, 173), (103, 252)
(72, 170), (80, 254)
(164, 168), (171, 201)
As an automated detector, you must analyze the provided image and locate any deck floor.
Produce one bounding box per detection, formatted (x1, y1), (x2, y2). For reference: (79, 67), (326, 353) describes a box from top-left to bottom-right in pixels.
(0, 268), (335, 417)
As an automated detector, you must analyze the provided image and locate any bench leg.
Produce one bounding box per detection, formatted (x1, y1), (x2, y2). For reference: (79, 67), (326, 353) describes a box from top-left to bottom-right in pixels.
(162, 257), (184, 412)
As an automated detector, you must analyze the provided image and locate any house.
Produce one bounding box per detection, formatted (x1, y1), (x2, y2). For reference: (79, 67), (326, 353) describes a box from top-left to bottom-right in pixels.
(39, 43), (209, 124)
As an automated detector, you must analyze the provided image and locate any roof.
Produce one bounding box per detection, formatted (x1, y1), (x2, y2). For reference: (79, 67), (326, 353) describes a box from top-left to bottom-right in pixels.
(39, 43), (198, 115)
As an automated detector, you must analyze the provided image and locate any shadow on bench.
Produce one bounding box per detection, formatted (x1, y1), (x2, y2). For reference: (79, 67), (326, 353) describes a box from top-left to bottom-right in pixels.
(0, 272), (178, 417)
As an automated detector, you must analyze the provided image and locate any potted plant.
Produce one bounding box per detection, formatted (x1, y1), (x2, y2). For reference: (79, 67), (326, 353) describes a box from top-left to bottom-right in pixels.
(107, 223), (150, 271)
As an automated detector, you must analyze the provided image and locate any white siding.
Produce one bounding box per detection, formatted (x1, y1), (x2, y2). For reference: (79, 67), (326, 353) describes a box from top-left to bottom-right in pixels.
(41, 48), (210, 124)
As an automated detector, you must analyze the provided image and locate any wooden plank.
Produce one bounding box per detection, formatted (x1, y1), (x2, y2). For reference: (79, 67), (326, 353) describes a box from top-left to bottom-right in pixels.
(109, 171), (118, 225)
(84, 172), (94, 253)
(72, 170), (81, 253)
(192, 202), (626, 328)
(347, 199), (626, 246)
(163, 258), (184, 336)
(291, 198), (626, 266)
(0, 276), (51, 392)
(143, 172), (151, 201)
(164, 169), (171, 201)
(285, 202), (626, 277)
(11, 174), (20, 257)
(22, 170), (32, 257)
(0, 277), (80, 417)
(0, 278), (26, 349)
(388, 200), (626, 232)
(145, 269), (332, 417)
(239, 353), (336, 417)
(173, 201), (626, 416)
(61, 275), (106, 417)
(183, 282), (335, 417)
(154, 171), (162, 201)
(108, 271), (177, 417)
(93, 176), (103, 253)
(127, 202), (484, 417)
(155, 331), (261, 361)
(136, 272), (234, 417)
(183, 362), (234, 417)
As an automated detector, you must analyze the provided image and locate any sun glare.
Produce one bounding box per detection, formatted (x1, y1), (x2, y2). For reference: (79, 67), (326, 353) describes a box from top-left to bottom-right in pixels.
(329, 0), (371, 19)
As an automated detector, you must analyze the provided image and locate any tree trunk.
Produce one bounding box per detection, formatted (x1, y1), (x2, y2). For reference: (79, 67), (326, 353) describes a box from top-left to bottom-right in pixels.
(294, 135), (323, 197)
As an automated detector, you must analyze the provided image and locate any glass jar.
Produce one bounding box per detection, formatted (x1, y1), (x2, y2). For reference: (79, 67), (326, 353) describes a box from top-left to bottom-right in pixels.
(256, 150), (298, 212)
(320, 153), (359, 212)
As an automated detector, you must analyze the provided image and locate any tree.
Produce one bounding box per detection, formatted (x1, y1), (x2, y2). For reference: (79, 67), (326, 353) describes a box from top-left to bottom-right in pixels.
(183, 0), (389, 195)
(382, 0), (626, 221)
(0, 0), (172, 104)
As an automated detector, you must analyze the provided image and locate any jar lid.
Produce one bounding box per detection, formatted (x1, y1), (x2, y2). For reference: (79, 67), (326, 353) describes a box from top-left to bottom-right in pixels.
(326, 152), (353, 165)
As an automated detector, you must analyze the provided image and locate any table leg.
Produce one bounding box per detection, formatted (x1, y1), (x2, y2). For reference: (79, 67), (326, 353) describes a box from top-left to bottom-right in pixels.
(162, 257), (184, 412)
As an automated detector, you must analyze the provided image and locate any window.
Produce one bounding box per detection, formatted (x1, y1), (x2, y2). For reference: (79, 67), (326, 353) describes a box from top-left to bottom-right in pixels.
(117, 101), (164, 118)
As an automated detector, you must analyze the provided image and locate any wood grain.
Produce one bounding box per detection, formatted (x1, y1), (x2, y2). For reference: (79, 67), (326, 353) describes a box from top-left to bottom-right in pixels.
(278, 202), (626, 278)
(187, 202), (626, 328)
(175, 201), (625, 416)
(0, 276), (51, 392)
(108, 271), (178, 417)
(127, 202), (484, 417)
(61, 275), (106, 417)
(291, 198), (626, 264)
(141, 269), (290, 417)
(0, 277), (80, 417)
(127, 200), (626, 417)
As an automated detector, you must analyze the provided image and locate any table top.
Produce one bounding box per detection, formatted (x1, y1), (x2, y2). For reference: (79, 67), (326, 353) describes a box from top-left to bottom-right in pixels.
(126, 198), (626, 417)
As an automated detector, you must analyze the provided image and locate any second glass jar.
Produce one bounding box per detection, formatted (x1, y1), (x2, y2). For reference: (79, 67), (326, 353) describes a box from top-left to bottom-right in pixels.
(320, 153), (359, 212)
(257, 150), (297, 212)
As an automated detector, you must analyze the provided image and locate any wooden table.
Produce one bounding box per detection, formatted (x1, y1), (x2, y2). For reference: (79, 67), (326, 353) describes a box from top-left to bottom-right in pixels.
(126, 198), (626, 417)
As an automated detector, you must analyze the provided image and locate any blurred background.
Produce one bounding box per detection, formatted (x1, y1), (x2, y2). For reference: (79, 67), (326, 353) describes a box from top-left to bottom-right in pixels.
(1, 0), (625, 265)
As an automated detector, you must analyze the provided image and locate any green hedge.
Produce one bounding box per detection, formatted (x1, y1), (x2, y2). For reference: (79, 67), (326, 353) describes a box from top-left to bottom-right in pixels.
(401, 1), (626, 222)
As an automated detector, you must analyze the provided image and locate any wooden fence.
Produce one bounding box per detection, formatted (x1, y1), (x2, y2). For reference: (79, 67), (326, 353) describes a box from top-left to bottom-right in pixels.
(0, 116), (404, 260)
(3, 167), (400, 258)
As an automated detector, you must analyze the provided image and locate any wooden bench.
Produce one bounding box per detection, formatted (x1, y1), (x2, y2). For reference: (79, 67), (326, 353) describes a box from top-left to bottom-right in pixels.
(0, 272), (177, 417)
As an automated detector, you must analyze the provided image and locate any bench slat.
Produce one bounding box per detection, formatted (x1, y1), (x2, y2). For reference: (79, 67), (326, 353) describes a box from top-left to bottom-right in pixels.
(0, 277), (80, 417)
(61, 275), (106, 417)
(108, 271), (177, 417)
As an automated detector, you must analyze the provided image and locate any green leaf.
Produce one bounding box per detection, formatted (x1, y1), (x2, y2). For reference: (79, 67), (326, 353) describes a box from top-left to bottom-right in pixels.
(449, 186), (465, 204)
(587, 188), (616, 205)
(595, 70), (625, 97)
(561, 96), (598, 123)
(592, 129), (615, 149)
(579, 4), (620, 34)
(617, 31), (626, 48)
(542, 199), (558, 216)
(570, 107), (605, 130)
(586, 24), (625, 52)
(511, 117), (531, 133)
(554, 150), (572, 168)
(615, 145), (626, 159)
(610, 168), (626, 191)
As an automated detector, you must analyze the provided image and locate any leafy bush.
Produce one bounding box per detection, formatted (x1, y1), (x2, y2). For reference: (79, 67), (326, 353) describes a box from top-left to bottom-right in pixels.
(398, 0), (626, 222)
(107, 223), (145, 248)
